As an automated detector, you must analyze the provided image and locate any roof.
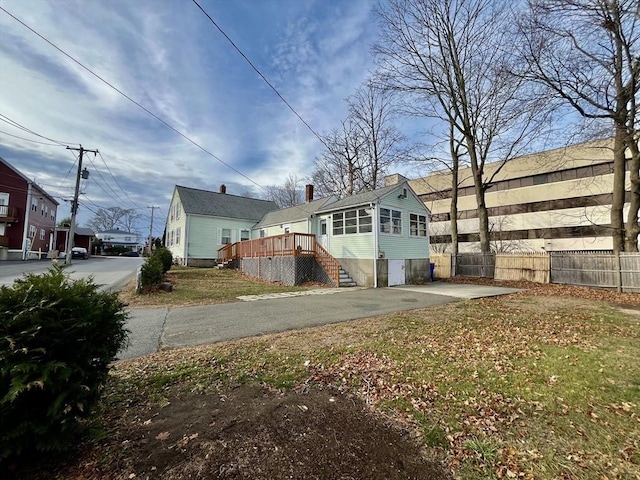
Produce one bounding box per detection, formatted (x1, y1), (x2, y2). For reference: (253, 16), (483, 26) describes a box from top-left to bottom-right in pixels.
(175, 185), (278, 221)
(75, 227), (95, 236)
(409, 138), (617, 194)
(98, 229), (137, 235)
(315, 183), (404, 213)
(254, 196), (337, 228)
(0, 156), (60, 205)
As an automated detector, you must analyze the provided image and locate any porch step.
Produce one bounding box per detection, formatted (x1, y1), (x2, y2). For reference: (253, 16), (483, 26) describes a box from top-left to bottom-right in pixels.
(339, 268), (357, 287)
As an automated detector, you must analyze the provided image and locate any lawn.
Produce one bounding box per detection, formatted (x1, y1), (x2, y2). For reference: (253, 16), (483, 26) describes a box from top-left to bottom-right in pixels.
(119, 265), (319, 307)
(13, 280), (640, 479)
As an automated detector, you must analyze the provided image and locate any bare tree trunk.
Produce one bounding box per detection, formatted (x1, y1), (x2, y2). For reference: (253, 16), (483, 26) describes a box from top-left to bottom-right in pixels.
(449, 126), (460, 255)
(612, 127), (628, 253)
(625, 135), (640, 251)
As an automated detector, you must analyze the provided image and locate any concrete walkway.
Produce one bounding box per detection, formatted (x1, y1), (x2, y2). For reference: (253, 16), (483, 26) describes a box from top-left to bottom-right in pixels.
(119, 283), (521, 360)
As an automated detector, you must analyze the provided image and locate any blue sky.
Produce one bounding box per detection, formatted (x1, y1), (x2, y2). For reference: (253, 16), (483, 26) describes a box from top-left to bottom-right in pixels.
(0, 0), (403, 236)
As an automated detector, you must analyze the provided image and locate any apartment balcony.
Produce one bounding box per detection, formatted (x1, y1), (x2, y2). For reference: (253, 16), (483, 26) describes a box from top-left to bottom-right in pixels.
(0, 205), (18, 223)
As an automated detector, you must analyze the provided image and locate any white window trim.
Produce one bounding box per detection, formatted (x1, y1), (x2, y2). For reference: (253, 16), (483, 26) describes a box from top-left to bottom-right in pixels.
(409, 212), (428, 237)
(380, 207), (403, 236)
(332, 208), (373, 236)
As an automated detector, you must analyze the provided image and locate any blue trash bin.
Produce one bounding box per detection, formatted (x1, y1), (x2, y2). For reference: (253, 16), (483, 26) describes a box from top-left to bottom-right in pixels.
(429, 262), (435, 282)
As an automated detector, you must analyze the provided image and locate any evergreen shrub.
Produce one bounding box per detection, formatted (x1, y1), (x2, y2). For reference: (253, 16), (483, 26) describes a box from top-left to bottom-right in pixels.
(152, 247), (173, 274)
(140, 256), (163, 287)
(0, 266), (129, 460)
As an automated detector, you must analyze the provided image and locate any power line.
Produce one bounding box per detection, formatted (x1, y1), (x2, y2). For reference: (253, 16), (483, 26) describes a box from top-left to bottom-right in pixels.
(96, 151), (142, 210)
(0, 6), (268, 192)
(191, 0), (330, 150)
(0, 129), (64, 146)
(0, 113), (77, 146)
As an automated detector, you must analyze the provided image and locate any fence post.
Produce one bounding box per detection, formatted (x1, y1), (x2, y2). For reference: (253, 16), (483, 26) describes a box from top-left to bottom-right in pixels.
(615, 251), (622, 293)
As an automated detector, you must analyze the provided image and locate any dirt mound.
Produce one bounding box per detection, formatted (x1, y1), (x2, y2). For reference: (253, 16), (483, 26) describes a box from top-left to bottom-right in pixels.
(14, 385), (450, 479)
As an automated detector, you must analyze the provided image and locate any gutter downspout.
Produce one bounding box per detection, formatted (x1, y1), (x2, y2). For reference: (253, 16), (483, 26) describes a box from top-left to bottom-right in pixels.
(185, 214), (190, 266)
(371, 201), (379, 288)
(22, 182), (33, 260)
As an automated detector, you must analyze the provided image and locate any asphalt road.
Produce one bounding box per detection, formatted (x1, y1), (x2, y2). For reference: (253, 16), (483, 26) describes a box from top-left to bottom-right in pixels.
(0, 256), (144, 291)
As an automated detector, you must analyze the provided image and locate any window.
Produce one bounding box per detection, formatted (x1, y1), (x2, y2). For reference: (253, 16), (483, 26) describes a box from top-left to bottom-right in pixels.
(410, 213), (427, 237)
(240, 229), (250, 241)
(29, 225), (36, 238)
(39, 228), (45, 240)
(332, 208), (373, 235)
(221, 228), (231, 245)
(260, 229), (266, 238)
(51, 207), (55, 220)
(176, 227), (181, 245)
(533, 174), (547, 185)
(41, 202), (45, 215)
(283, 225), (291, 234)
(380, 208), (402, 234)
(31, 198), (37, 212)
(176, 204), (181, 220)
(125, 236), (132, 242)
(44, 206), (48, 218)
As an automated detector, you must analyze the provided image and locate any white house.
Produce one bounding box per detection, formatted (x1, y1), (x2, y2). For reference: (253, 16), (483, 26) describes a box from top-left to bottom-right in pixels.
(252, 182), (431, 287)
(165, 184), (279, 266)
(95, 229), (140, 252)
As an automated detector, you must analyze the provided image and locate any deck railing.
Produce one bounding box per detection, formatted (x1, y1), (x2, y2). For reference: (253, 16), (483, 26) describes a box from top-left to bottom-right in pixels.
(217, 232), (340, 286)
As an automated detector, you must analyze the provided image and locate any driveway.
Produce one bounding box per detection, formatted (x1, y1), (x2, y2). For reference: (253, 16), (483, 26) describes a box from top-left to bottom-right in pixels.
(119, 283), (521, 360)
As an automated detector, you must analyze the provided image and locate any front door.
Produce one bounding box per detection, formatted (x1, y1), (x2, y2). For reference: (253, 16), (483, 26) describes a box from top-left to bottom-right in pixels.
(318, 218), (328, 249)
(388, 259), (405, 286)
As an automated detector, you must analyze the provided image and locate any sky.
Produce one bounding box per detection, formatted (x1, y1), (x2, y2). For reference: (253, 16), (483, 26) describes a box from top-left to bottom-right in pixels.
(0, 0), (414, 237)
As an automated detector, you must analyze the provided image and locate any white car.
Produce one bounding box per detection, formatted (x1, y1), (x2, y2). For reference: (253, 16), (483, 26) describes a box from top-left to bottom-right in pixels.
(71, 247), (89, 259)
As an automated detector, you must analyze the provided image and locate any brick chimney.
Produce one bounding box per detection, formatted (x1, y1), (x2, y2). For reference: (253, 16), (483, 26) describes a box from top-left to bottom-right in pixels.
(305, 184), (314, 202)
(220, 184), (227, 194)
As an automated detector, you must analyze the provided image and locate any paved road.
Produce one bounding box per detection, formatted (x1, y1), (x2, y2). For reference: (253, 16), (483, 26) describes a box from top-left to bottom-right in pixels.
(1, 260), (521, 361)
(119, 283), (521, 360)
(0, 257), (144, 291)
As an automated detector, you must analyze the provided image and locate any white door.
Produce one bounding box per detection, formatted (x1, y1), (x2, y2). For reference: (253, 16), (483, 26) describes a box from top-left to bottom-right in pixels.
(318, 218), (328, 249)
(388, 259), (405, 286)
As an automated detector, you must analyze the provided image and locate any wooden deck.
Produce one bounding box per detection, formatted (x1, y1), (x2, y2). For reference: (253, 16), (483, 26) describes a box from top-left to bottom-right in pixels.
(218, 233), (341, 286)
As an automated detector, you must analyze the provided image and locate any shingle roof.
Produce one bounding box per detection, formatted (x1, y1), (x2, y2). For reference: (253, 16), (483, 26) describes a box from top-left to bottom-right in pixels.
(176, 185), (278, 221)
(99, 229), (137, 235)
(75, 227), (95, 236)
(254, 196), (337, 228)
(315, 183), (402, 213)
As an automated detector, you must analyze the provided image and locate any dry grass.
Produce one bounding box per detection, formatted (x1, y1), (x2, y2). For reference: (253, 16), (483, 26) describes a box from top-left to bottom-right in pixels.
(118, 266), (320, 307)
(107, 287), (640, 479)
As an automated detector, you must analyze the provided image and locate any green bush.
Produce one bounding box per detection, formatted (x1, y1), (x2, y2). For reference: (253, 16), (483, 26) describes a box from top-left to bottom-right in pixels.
(0, 266), (129, 461)
(140, 256), (163, 287)
(152, 247), (173, 274)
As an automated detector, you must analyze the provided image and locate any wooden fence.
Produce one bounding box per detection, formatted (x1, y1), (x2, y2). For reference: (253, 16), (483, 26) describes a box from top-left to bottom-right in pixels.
(551, 252), (640, 292)
(455, 253), (496, 278)
(430, 252), (640, 292)
(495, 253), (550, 283)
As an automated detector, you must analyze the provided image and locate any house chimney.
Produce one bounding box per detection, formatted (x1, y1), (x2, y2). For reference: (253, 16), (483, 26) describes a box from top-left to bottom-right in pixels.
(305, 184), (314, 202)
(220, 184), (227, 194)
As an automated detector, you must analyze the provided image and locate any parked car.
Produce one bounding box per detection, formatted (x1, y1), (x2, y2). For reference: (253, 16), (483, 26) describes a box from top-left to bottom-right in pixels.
(120, 251), (140, 257)
(71, 247), (89, 259)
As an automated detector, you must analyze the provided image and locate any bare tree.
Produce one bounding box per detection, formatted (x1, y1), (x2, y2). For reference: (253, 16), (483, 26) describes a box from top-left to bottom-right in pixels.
(347, 80), (410, 190)
(264, 174), (304, 208)
(87, 207), (141, 233)
(518, 0), (639, 252)
(311, 119), (368, 198)
(375, 0), (554, 253)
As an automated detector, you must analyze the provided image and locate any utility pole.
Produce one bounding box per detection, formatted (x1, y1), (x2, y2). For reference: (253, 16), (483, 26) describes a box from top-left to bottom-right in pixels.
(147, 205), (159, 254)
(65, 145), (97, 265)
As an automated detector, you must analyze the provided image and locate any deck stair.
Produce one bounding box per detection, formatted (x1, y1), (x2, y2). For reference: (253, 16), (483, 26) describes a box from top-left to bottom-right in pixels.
(339, 268), (357, 287)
